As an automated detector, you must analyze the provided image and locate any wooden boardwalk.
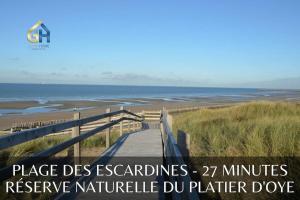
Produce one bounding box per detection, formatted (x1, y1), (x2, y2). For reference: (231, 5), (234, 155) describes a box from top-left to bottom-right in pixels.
(112, 128), (163, 157)
(77, 128), (165, 199)
(0, 108), (199, 200)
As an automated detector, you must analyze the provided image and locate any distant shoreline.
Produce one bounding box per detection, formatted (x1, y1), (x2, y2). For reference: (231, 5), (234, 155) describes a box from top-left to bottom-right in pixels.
(1, 82), (299, 90)
(0, 83), (299, 131)
(0, 82), (290, 103)
(0, 91), (300, 131)
(0, 84), (298, 107)
(1, 91), (300, 116)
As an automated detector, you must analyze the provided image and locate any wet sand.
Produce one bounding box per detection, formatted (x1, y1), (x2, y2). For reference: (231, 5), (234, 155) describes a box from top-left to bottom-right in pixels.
(0, 99), (226, 130)
(0, 101), (39, 109)
(0, 92), (300, 131)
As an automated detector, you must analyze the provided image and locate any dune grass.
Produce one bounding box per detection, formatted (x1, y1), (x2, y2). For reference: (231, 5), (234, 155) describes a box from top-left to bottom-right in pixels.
(0, 129), (124, 200)
(173, 101), (300, 156)
(0, 130), (121, 167)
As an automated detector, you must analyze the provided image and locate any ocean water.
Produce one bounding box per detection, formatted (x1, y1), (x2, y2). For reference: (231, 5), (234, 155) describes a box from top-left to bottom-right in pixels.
(0, 83), (294, 116)
(0, 83), (270, 102)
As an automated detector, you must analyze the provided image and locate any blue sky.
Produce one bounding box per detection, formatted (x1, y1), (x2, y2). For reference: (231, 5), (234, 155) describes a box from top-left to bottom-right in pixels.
(0, 0), (299, 88)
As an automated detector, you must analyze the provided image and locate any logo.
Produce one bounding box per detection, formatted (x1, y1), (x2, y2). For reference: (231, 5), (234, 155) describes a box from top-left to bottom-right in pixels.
(27, 20), (50, 49)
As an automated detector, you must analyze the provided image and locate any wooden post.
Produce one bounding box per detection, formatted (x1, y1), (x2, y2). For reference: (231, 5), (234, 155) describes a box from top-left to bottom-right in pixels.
(128, 109), (131, 132)
(166, 113), (173, 132)
(129, 120), (132, 132)
(134, 120), (137, 131)
(177, 130), (190, 157)
(132, 120), (135, 131)
(72, 112), (81, 164)
(131, 120), (133, 131)
(160, 121), (165, 143)
(120, 106), (124, 136)
(142, 110), (145, 121)
(106, 108), (111, 148)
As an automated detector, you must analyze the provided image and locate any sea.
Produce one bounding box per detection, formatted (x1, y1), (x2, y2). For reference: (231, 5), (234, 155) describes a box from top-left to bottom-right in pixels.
(0, 83), (279, 102)
(0, 83), (294, 116)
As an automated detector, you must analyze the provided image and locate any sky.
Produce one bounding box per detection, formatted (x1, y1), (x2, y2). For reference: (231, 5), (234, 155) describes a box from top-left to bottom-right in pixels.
(0, 0), (299, 89)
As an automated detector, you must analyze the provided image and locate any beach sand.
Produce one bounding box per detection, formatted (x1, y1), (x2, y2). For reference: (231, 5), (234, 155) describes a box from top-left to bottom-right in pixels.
(0, 93), (300, 131)
(0, 101), (39, 109)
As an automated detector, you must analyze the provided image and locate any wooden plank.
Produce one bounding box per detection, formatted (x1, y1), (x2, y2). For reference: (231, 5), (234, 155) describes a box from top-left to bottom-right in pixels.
(143, 111), (161, 114)
(145, 116), (160, 120)
(60, 128), (164, 199)
(113, 128), (163, 156)
(144, 114), (161, 117)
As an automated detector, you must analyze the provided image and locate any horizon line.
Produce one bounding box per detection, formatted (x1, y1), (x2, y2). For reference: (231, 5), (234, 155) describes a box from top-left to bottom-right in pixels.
(0, 81), (291, 91)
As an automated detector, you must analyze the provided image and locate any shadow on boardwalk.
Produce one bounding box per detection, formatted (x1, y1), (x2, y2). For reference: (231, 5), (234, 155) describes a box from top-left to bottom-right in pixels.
(57, 125), (165, 200)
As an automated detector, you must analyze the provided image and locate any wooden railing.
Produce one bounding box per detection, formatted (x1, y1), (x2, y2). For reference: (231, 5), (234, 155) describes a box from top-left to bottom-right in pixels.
(0, 108), (143, 181)
(0, 106), (202, 198)
(161, 109), (199, 200)
(2, 110), (162, 136)
(142, 110), (162, 121)
(1, 105), (223, 135)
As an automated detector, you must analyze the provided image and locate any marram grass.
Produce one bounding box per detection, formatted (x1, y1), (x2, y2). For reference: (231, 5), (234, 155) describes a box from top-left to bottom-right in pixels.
(173, 101), (300, 156)
(0, 130), (120, 167)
